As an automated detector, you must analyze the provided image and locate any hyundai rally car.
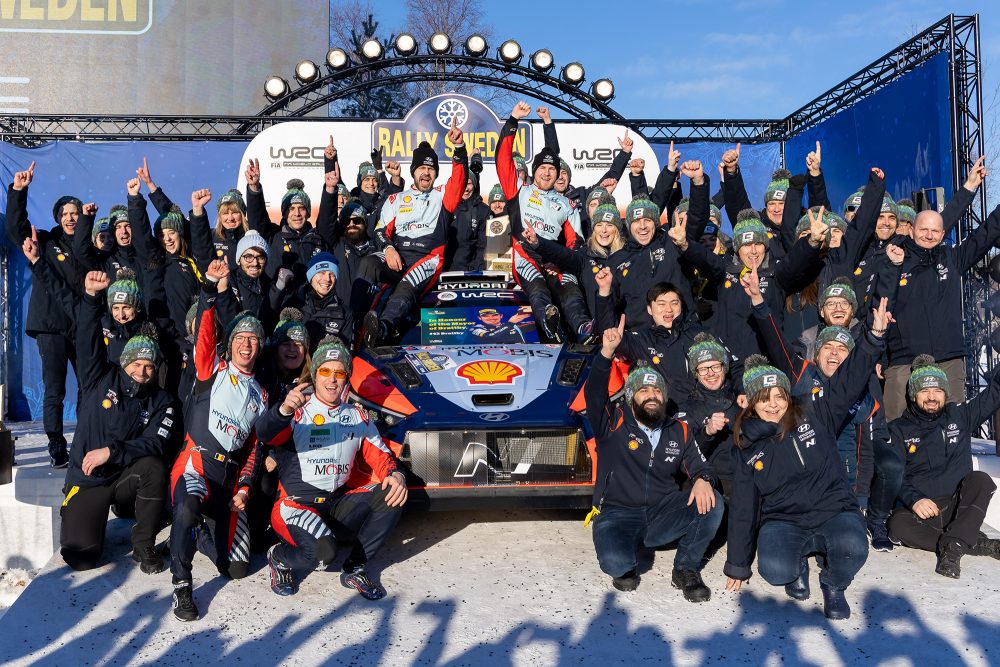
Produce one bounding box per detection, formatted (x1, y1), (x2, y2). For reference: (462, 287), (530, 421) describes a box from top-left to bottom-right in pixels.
(350, 272), (623, 509)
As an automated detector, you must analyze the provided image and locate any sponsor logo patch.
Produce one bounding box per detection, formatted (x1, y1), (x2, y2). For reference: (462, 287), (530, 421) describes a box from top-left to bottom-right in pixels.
(457, 360), (523, 385)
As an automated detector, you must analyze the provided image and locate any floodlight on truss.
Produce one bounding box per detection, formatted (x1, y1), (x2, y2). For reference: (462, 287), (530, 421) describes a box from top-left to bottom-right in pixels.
(464, 34), (488, 56)
(561, 62), (585, 85)
(531, 49), (554, 72)
(395, 33), (417, 56)
(361, 38), (384, 61)
(264, 76), (289, 100)
(591, 78), (614, 101)
(429, 32), (451, 55)
(294, 60), (319, 84)
(499, 39), (522, 64)
(326, 48), (349, 70)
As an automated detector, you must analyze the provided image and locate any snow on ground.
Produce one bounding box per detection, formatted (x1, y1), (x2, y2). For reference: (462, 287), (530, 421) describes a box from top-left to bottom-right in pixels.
(2, 424), (1000, 666)
(1, 509), (999, 666)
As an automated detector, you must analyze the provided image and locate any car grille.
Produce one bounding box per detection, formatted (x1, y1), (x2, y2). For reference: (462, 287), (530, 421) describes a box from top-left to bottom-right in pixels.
(402, 428), (591, 487)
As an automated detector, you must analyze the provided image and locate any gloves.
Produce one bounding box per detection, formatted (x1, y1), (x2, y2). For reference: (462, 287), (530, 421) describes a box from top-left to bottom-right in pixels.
(371, 147), (383, 171)
(275, 267), (294, 291)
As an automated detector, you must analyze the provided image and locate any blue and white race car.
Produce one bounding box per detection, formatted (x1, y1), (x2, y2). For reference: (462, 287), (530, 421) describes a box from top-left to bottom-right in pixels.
(350, 272), (620, 509)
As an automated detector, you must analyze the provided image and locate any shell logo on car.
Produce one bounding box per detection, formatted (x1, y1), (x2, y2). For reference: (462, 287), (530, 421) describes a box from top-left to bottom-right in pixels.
(457, 360), (523, 385)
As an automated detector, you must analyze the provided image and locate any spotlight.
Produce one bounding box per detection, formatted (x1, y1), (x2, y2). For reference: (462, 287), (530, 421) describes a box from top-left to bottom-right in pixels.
(591, 78), (615, 101)
(326, 47), (349, 70)
(464, 33), (488, 56)
(561, 62), (585, 85)
(361, 38), (384, 61)
(499, 39), (522, 64)
(530, 49), (553, 72)
(264, 76), (289, 100)
(395, 33), (417, 56)
(294, 60), (319, 84)
(429, 32), (451, 54)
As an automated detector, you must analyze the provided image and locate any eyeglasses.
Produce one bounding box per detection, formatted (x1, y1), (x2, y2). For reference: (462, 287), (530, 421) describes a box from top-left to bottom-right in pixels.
(317, 367), (349, 379)
(242, 254), (266, 264)
(824, 300), (851, 311)
(231, 334), (258, 345)
(696, 363), (724, 377)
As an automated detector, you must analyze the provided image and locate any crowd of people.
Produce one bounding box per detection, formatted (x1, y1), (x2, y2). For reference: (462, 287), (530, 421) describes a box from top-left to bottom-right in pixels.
(5, 100), (1000, 623)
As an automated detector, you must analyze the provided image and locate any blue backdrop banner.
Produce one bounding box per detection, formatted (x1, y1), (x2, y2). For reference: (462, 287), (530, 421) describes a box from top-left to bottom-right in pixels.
(785, 53), (954, 216)
(0, 140), (249, 422)
(648, 142), (782, 233)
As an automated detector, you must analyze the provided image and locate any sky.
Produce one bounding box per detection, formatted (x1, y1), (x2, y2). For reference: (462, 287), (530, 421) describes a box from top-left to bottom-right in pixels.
(364, 1), (1000, 124)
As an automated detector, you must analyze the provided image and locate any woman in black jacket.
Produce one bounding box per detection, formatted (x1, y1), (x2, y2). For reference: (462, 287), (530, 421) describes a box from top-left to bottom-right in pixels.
(723, 296), (891, 621)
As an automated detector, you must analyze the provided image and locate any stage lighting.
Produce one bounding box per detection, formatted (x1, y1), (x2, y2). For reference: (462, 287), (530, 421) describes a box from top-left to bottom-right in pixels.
(264, 76), (289, 100)
(326, 48), (349, 70)
(361, 38), (384, 61)
(429, 32), (451, 54)
(561, 62), (585, 85)
(294, 60), (319, 84)
(499, 40), (522, 64)
(530, 49), (553, 72)
(591, 78), (615, 101)
(464, 34), (488, 56)
(395, 33), (417, 56)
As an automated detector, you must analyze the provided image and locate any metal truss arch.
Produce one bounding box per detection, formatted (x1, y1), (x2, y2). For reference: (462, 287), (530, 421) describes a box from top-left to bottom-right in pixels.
(254, 54), (623, 123)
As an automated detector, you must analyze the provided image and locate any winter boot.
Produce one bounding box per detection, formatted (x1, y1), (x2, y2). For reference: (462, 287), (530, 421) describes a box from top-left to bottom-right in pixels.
(671, 568), (711, 602)
(784, 558), (810, 601)
(172, 579), (199, 622)
(611, 569), (640, 592)
(866, 516), (894, 552)
(935, 538), (965, 579)
(820, 584), (851, 620)
(969, 533), (1000, 560)
(131, 545), (165, 575)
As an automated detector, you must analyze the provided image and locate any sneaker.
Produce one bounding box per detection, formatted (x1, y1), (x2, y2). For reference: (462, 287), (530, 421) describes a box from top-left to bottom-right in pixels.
(935, 538), (965, 579)
(543, 305), (562, 343)
(866, 517), (894, 552)
(820, 584), (851, 620)
(671, 568), (711, 602)
(341, 566), (386, 600)
(784, 558), (810, 601)
(172, 581), (199, 622)
(267, 545), (296, 596)
(131, 546), (165, 575)
(611, 569), (640, 592)
(363, 311), (382, 348)
(970, 534), (1000, 560)
(50, 449), (69, 469)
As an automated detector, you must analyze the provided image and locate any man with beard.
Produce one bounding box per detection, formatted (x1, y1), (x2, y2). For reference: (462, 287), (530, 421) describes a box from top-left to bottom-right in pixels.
(583, 315), (722, 600)
(887, 355), (1000, 578)
(361, 116), (467, 345)
(469, 307), (533, 343)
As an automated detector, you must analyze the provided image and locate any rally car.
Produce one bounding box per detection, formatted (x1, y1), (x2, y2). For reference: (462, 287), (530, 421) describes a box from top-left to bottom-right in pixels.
(349, 271), (622, 509)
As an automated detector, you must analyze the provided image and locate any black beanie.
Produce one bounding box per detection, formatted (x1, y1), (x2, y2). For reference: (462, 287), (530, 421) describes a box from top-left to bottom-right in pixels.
(532, 148), (559, 175)
(52, 195), (83, 224)
(410, 141), (439, 176)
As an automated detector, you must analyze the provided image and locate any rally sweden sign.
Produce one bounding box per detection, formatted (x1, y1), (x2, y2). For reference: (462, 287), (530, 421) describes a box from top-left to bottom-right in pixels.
(372, 94), (532, 163)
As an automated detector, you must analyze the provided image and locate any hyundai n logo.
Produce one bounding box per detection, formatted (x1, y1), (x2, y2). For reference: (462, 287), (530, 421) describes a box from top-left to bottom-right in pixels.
(454, 442), (497, 478)
(479, 413), (510, 422)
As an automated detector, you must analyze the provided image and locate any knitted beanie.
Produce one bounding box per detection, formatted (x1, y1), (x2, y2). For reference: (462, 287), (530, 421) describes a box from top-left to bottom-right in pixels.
(236, 230), (269, 260)
(591, 203), (624, 231)
(732, 209), (770, 250)
(270, 307), (309, 348)
(880, 194), (898, 218)
(357, 161), (378, 185)
(559, 158), (572, 182)
(626, 197), (659, 224)
(624, 364), (668, 404)
(908, 354), (949, 400)
(306, 251), (340, 283)
(512, 153), (527, 174)
(764, 169), (791, 204)
(92, 217), (111, 243)
(742, 353), (791, 399)
(311, 335), (352, 377)
(217, 189), (247, 215)
(119, 322), (161, 369)
(410, 141), (439, 176)
(487, 184), (506, 203)
(225, 311), (264, 351)
(815, 325), (856, 354)
(819, 279), (858, 312)
(795, 207), (848, 237)
(107, 268), (143, 311)
(281, 179), (311, 218)
(843, 187), (864, 214)
(156, 210), (185, 235)
(108, 205), (129, 228)
(686, 332), (729, 375)
(52, 195), (82, 224)
(896, 198), (917, 225)
(587, 186), (611, 206)
(531, 147), (559, 175)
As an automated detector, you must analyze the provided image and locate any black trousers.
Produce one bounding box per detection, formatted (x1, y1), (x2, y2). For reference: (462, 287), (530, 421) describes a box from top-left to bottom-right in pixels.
(888, 471), (997, 551)
(271, 483), (403, 572)
(36, 332), (78, 453)
(59, 457), (166, 571)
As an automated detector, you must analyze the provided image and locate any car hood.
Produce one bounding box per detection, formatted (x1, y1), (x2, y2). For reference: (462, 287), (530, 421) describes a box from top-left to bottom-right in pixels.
(397, 343), (563, 412)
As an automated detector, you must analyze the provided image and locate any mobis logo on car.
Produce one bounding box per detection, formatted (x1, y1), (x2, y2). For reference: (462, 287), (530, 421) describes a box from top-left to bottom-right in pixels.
(457, 360), (523, 385)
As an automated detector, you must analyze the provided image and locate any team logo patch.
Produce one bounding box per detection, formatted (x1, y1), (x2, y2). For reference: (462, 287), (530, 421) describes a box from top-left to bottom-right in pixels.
(283, 244), (290, 252)
(628, 440), (639, 450)
(313, 414), (326, 426)
(652, 356), (660, 364)
(230, 375), (238, 386)
(57, 254), (65, 262)
(101, 399), (112, 409)
(908, 444), (917, 454)
(754, 460), (764, 471)
(214, 453), (226, 462)
(457, 360), (523, 385)
(403, 195), (412, 204)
